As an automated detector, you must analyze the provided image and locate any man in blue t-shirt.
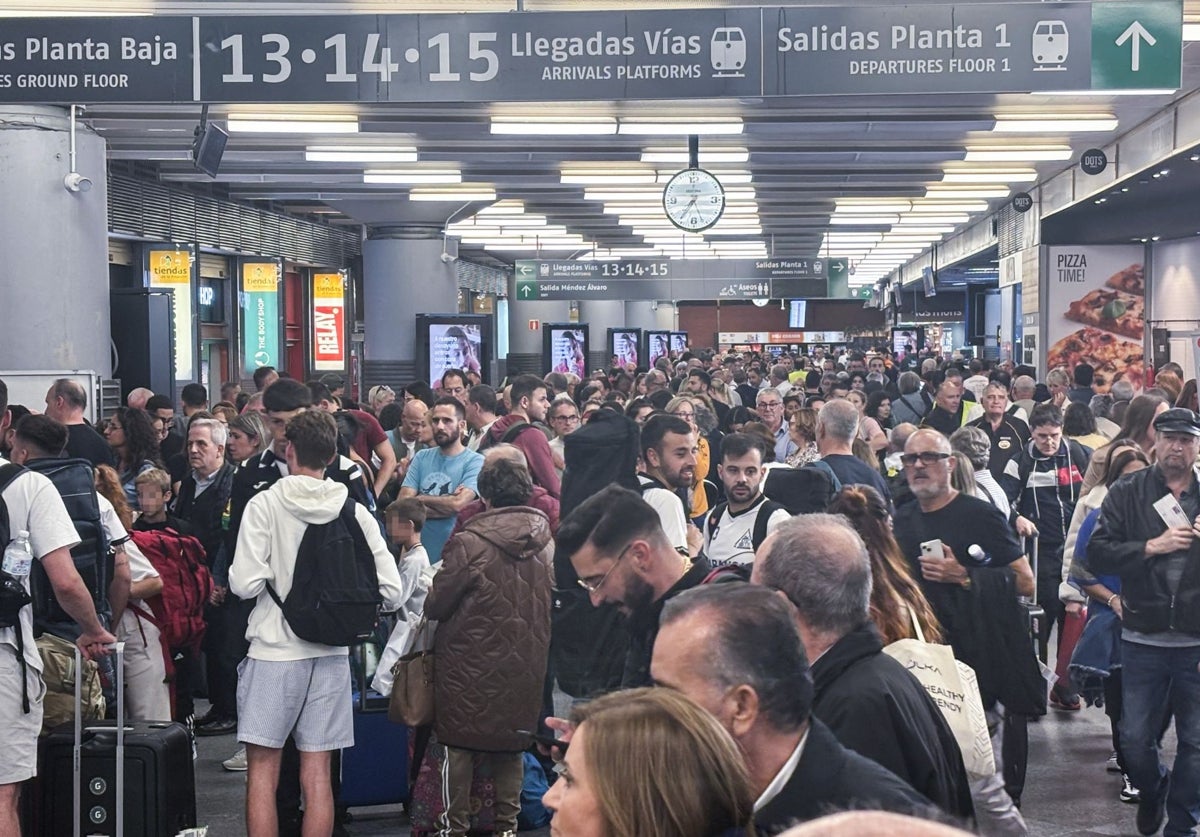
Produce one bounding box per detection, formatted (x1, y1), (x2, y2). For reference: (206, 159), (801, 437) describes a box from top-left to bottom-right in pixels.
(400, 397), (484, 563)
(815, 399), (893, 506)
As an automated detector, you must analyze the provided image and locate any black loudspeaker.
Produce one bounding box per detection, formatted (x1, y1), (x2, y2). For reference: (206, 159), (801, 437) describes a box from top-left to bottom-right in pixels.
(191, 122), (228, 177)
(110, 288), (176, 402)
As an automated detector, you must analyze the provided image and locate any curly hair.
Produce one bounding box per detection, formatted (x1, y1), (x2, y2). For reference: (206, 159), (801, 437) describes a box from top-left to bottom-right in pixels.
(94, 464), (134, 532)
(109, 407), (163, 476)
(827, 485), (945, 645)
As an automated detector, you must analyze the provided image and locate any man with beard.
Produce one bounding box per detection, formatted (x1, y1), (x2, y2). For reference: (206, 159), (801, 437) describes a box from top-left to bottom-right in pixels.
(638, 414), (703, 558)
(1088, 408), (1200, 837)
(399, 397), (484, 564)
(702, 433), (790, 570)
(557, 485), (712, 688)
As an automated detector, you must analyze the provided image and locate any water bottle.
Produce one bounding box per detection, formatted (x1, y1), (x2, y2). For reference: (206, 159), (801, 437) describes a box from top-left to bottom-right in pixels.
(2, 530), (33, 579)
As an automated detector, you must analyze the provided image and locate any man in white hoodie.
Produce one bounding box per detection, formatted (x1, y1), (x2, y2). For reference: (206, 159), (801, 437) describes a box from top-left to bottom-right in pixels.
(230, 410), (403, 837)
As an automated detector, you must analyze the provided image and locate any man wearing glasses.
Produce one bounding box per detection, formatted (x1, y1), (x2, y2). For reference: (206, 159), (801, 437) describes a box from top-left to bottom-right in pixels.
(756, 390), (796, 465)
(892, 428), (1038, 829)
(547, 397), (580, 481)
(557, 484), (711, 689)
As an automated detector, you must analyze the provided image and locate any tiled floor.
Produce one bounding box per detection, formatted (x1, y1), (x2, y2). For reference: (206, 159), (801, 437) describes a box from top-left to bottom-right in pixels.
(192, 698), (1183, 835)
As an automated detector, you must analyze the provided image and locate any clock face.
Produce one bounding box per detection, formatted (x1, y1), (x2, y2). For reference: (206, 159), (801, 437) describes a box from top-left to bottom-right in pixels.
(663, 168), (725, 232)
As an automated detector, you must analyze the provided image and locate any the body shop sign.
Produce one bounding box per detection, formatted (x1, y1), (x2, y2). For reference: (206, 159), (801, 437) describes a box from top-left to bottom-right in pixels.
(312, 272), (346, 371)
(241, 261), (280, 377)
(146, 246), (195, 380)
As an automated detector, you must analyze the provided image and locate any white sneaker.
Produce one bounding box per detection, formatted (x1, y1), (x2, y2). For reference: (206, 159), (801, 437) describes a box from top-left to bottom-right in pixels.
(222, 747), (247, 772)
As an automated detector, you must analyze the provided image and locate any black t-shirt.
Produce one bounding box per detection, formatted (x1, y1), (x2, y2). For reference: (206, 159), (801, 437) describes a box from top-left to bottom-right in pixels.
(893, 492), (1023, 617)
(822, 453), (892, 502)
(969, 414), (1030, 482)
(66, 423), (116, 469)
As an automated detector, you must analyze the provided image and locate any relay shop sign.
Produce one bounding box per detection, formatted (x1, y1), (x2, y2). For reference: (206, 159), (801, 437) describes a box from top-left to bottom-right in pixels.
(515, 258), (829, 301)
(312, 272), (346, 372)
(241, 261), (280, 377)
(0, 2), (1180, 102)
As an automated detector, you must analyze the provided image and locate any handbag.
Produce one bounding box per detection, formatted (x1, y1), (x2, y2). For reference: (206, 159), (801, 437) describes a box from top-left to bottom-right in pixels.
(388, 616), (435, 726)
(883, 611), (996, 780)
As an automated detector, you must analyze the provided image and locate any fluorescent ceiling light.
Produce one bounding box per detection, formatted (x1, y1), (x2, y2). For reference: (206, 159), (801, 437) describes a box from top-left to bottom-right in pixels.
(924, 188), (1010, 199)
(991, 115), (1118, 133)
(909, 202), (989, 213)
(941, 171), (1037, 184)
(1186, 22), (1200, 40)
(704, 227), (764, 235)
(228, 115), (358, 134)
(656, 171), (753, 185)
(1041, 89), (1175, 96)
(641, 148), (750, 164)
(895, 214), (969, 224)
(485, 242), (587, 251)
(887, 225), (955, 234)
(963, 146), (1072, 162)
(305, 146), (417, 162)
(363, 169), (461, 184)
(830, 215), (900, 225)
(619, 119), (743, 135)
(410, 187), (496, 202)
(491, 117), (616, 135)
(561, 172), (659, 185)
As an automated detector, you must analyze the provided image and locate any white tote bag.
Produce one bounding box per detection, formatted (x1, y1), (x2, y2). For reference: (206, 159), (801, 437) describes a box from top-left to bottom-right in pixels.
(883, 614), (996, 780)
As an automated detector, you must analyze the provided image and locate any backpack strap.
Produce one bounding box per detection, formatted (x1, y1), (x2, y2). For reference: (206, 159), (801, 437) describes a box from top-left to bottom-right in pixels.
(804, 458), (842, 492)
(705, 501), (726, 543)
(0, 462), (25, 496)
(500, 421), (532, 445)
(751, 500), (786, 551)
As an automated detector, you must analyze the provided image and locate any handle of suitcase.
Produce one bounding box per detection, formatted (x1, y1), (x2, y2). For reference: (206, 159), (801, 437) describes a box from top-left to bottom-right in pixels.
(74, 641), (124, 837)
(1019, 535), (1044, 653)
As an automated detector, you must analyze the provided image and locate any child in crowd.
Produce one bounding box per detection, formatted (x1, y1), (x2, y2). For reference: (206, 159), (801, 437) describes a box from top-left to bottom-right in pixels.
(372, 498), (437, 696)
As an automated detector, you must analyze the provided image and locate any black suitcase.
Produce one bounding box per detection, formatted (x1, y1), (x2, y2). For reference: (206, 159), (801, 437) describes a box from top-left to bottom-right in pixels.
(35, 642), (196, 836)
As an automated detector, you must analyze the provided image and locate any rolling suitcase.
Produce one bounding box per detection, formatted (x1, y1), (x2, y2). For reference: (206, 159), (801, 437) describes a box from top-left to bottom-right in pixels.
(1004, 534), (1046, 809)
(340, 623), (410, 810)
(37, 642), (196, 836)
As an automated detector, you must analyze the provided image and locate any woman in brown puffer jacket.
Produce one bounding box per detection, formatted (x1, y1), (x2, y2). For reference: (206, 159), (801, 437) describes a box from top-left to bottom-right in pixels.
(424, 455), (555, 837)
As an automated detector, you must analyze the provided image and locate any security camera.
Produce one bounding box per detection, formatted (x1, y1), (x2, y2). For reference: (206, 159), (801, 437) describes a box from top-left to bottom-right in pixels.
(440, 251), (456, 264)
(63, 172), (92, 193)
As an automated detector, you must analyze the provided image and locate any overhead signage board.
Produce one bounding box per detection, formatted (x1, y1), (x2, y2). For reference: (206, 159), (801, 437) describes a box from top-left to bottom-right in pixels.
(240, 260), (281, 377)
(0, 3), (1180, 102)
(514, 259), (829, 301)
(312, 272), (346, 372)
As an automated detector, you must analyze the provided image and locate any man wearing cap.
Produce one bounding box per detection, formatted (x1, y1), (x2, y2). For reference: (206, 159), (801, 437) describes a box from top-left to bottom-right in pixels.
(1088, 407), (1200, 837)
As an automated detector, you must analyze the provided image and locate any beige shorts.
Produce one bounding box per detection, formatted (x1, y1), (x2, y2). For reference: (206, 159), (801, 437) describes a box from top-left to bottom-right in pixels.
(0, 643), (45, 785)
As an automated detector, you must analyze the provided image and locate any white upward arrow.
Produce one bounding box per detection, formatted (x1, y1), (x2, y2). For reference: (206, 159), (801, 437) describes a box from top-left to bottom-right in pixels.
(1116, 20), (1157, 72)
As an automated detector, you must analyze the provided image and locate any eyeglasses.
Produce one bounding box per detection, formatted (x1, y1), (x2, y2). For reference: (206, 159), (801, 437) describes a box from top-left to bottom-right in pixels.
(671, 411), (695, 420)
(554, 414), (581, 423)
(757, 401), (782, 410)
(577, 543), (632, 594)
(899, 452), (952, 467)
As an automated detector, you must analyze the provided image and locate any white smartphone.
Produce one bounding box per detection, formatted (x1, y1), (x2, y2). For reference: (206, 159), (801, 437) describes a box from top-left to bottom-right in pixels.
(920, 539), (945, 561)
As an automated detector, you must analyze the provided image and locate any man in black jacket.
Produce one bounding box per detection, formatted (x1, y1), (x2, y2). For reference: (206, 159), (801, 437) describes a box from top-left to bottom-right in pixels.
(651, 584), (930, 834)
(1088, 407), (1200, 837)
(751, 514), (973, 821)
(559, 485), (710, 689)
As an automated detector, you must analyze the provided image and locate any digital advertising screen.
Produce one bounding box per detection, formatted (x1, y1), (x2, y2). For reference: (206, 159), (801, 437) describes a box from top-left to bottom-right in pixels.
(646, 330), (672, 368)
(608, 328), (641, 369)
(671, 331), (689, 355)
(891, 326), (924, 362)
(544, 324), (589, 378)
(418, 314), (490, 388)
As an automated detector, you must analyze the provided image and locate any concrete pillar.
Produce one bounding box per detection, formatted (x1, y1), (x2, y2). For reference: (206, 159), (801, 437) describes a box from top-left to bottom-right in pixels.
(363, 227), (458, 387)
(505, 273), (571, 375)
(0, 106), (110, 375)
(623, 301), (659, 333)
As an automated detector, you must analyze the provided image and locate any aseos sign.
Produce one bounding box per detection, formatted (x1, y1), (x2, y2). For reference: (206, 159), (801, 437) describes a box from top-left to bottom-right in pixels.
(312, 272), (346, 371)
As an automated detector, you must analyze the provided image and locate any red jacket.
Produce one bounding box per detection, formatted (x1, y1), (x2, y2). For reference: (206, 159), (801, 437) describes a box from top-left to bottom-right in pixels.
(485, 414), (562, 498)
(452, 484), (560, 537)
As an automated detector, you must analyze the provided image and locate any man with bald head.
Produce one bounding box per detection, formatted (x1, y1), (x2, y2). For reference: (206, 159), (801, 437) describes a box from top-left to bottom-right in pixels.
(451, 443), (559, 535)
(45, 378), (115, 468)
(751, 515), (973, 820)
(126, 387), (154, 411)
(892, 428), (1041, 819)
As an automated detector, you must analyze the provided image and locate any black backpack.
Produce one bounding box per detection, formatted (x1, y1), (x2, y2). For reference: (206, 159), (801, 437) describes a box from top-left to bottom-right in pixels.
(704, 497), (787, 556)
(763, 466), (837, 515)
(24, 458), (112, 638)
(266, 497), (382, 646)
(0, 464), (35, 712)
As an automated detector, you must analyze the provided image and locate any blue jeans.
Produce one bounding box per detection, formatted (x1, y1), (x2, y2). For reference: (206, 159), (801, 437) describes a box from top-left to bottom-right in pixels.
(1120, 641), (1200, 836)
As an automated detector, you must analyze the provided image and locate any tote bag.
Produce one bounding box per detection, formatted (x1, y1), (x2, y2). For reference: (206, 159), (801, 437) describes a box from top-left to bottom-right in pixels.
(388, 617), (435, 726)
(883, 613), (995, 780)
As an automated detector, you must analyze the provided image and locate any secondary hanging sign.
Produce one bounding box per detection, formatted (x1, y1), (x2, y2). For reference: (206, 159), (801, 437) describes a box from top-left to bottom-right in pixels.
(145, 246), (195, 382)
(312, 272), (346, 372)
(241, 260), (281, 377)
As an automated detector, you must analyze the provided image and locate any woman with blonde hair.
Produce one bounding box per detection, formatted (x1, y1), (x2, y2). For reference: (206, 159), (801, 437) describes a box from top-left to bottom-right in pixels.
(666, 394), (713, 520)
(543, 687), (755, 837)
(785, 408), (819, 467)
(827, 486), (944, 645)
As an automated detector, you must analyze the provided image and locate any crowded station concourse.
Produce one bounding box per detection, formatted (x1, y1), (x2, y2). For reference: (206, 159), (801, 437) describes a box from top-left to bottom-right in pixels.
(4, 2), (1200, 836)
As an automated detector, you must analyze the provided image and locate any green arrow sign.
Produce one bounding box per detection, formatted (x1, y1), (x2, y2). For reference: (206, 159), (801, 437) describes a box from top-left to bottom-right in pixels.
(1092, 0), (1182, 89)
(828, 259), (848, 278)
(516, 261), (536, 278)
(516, 278), (539, 299)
